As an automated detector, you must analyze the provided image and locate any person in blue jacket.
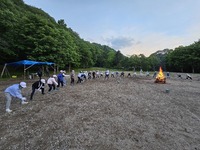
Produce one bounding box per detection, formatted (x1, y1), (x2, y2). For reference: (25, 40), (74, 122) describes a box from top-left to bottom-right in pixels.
(4, 82), (28, 113)
(57, 70), (64, 87)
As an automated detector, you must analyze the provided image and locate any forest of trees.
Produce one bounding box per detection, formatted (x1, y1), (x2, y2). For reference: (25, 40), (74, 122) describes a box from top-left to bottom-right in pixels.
(0, 0), (200, 73)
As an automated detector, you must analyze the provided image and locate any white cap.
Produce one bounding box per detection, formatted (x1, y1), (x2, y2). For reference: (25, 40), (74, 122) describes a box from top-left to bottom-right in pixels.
(20, 82), (27, 88)
(41, 79), (45, 83)
(53, 75), (57, 78)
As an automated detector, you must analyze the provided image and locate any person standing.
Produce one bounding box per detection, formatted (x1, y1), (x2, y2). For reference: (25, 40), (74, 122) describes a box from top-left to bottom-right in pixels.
(62, 71), (67, 86)
(45, 66), (50, 77)
(70, 70), (75, 85)
(30, 79), (46, 100)
(47, 75), (58, 92)
(57, 70), (64, 87)
(37, 67), (43, 80)
(166, 72), (170, 79)
(4, 82), (28, 113)
(153, 71), (157, 78)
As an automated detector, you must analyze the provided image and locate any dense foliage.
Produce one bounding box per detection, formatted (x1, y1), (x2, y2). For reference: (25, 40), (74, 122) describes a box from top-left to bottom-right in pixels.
(0, 0), (200, 72)
(0, 0), (119, 69)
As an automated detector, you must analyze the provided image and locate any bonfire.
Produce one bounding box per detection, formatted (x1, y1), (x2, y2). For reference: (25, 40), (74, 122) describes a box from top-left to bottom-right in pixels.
(155, 67), (166, 83)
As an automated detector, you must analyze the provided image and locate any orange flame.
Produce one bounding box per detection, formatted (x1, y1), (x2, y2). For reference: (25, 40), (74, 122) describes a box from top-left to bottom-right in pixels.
(156, 67), (165, 81)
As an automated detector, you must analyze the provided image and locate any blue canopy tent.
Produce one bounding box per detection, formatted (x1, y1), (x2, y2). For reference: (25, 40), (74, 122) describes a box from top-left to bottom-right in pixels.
(1, 60), (55, 79)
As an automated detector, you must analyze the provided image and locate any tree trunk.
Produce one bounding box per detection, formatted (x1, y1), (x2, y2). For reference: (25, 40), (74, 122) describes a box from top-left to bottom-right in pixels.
(56, 65), (59, 74)
(181, 68), (183, 73)
(192, 66), (195, 73)
(68, 63), (71, 73)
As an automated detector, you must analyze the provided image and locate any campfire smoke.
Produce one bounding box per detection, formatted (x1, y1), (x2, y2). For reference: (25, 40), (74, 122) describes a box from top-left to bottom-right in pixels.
(155, 67), (166, 83)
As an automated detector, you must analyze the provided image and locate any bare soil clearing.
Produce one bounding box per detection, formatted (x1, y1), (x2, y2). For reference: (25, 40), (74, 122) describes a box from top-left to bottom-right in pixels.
(0, 74), (200, 150)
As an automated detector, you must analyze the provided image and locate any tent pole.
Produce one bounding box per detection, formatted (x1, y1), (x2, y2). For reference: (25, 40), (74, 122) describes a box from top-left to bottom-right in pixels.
(1, 64), (7, 78)
(24, 64), (25, 80)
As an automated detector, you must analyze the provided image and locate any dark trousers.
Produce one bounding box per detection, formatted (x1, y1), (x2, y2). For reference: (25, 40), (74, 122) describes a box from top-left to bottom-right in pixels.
(57, 79), (64, 87)
(48, 84), (56, 91)
(30, 87), (44, 100)
(105, 74), (109, 79)
(71, 78), (75, 85)
(88, 75), (91, 79)
(77, 77), (82, 83)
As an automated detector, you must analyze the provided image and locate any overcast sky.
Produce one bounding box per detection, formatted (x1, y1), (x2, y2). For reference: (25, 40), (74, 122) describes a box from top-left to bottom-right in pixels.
(23, 0), (200, 56)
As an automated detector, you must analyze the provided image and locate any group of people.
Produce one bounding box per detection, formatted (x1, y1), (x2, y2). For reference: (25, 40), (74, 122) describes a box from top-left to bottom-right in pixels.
(177, 73), (192, 80)
(3, 69), (68, 113)
(4, 68), (192, 113)
(4, 78), (48, 113)
(76, 70), (134, 82)
(3, 69), (126, 113)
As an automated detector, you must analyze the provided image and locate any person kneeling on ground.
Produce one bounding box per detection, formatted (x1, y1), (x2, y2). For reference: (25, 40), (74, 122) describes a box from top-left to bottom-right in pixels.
(47, 75), (58, 92)
(4, 82), (28, 113)
(30, 79), (46, 100)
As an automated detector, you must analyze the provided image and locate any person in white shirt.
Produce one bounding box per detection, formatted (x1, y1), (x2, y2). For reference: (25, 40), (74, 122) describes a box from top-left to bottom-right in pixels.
(4, 82), (28, 113)
(186, 73), (192, 80)
(47, 75), (58, 92)
(111, 72), (115, 78)
(100, 72), (103, 77)
(62, 70), (68, 86)
(96, 70), (100, 78)
(70, 70), (75, 85)
(77, 72), (86, 83)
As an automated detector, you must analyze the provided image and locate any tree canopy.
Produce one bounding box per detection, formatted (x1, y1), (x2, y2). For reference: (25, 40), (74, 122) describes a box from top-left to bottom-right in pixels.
(0, 0), (200, 73)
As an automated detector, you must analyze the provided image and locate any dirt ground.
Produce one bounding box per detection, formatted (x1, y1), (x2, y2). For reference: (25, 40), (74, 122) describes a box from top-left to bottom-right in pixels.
(0, 73), (200, 150)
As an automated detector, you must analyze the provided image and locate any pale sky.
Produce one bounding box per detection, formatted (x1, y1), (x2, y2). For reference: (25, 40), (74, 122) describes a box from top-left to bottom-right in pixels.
(23, 0), (200, 56)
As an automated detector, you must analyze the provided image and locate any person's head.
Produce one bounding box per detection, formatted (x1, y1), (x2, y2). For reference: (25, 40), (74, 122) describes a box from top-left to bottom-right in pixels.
(41, 79), (45, 84)
(53, 75), (57, 78)
(19, 82), (27, 88)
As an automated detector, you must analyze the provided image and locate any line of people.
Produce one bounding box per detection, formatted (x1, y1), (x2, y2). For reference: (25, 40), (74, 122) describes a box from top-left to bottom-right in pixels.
(3, 69), (120, 112)
(3, 71), (65, 113)
(5, 69), (172, 113)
